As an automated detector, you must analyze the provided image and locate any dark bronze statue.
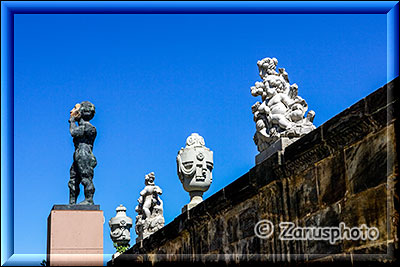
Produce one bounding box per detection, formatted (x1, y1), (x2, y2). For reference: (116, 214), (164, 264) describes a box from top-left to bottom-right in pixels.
(68, 101), (97, 205)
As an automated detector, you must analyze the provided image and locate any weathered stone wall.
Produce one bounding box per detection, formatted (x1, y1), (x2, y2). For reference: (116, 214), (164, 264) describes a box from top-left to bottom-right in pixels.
(110, 78), (399, 265)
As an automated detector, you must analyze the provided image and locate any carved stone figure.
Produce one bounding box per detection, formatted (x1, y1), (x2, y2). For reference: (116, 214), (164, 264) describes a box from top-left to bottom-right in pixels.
(109, 205), (133, 247)
(177, 133), (214, 212)
(251, 58), (316, 153)
(68, 101), (97, 205)
(135, 172), (164, 242)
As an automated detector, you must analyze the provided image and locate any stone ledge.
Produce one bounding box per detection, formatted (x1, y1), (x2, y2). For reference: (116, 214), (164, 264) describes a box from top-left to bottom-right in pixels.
(52, 204), (100, 211)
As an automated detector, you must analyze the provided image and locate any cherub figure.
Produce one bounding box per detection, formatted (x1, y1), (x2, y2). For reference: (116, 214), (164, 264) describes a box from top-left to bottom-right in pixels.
(254, 76), (293, 131)
(257, 57), (278, 79)
(135, 172), (162, 219)
(135, 172), (165, 241)
(287, 94), (309, 123)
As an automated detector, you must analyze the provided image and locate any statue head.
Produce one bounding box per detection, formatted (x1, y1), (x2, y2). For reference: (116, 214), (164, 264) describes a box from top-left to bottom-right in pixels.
(144, 172), (155, 186)
(79, 101), (95, 121)
(70, 101), (95, 121)
(268, 77), (287, 94)
(289, 103), (306, 122)
(177, 133), (213, 209)
(257, 57), (278, 79)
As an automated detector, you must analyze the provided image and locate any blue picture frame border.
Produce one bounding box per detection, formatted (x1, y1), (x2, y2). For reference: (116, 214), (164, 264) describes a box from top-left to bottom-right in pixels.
(1, 1), (398, 266)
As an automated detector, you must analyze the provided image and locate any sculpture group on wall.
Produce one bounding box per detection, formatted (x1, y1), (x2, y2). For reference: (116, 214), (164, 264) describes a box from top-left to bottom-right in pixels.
(65, 57), (315, 254)
(251, 57), (316, 152)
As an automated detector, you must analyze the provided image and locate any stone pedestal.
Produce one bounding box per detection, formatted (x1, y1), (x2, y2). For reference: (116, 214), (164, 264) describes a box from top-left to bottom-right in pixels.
(182, 202), (197, 213)
(47, 205), (104, 266)
(255, 137), (298, 165)
(182, 191), (203, 213)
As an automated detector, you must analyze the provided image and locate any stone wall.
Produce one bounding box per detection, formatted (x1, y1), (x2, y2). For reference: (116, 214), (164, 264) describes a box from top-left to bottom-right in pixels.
(109, 78), (399, 265)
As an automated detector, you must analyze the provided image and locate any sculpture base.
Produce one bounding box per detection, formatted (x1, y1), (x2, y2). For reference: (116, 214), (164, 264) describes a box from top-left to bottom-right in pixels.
(255, 137), (298, 165)
(182, 192), (204, 213)
(52, 204), (100, 210)
(47, 205), (103, 266)
(182, 202), (199, 213)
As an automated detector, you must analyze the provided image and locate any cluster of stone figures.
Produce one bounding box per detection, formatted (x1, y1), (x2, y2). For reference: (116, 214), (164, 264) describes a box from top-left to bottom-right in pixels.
(67, 57), (315, 255)
(251, 57), (316, 152)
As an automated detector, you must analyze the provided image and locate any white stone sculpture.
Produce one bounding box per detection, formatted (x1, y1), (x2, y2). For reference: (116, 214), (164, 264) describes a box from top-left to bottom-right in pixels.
(109, 204), (133, 257)
(135, 172), (164, 242)
(251, 57), (316, 155)
(177, 133), (214, 212)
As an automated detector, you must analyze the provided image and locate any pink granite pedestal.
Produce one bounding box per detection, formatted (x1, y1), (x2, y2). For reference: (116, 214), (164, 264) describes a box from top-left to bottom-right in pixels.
(47, 205), (104, 266)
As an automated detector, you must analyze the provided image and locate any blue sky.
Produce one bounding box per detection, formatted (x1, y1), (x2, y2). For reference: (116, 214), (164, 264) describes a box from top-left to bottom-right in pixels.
(13, 13), (387, 262)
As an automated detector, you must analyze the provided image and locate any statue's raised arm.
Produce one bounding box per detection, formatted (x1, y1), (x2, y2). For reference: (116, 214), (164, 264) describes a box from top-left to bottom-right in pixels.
(69, 106), (84, 137)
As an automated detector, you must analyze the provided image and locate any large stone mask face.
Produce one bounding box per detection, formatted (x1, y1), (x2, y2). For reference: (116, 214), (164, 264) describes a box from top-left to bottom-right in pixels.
(177, 133), (213, 193)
